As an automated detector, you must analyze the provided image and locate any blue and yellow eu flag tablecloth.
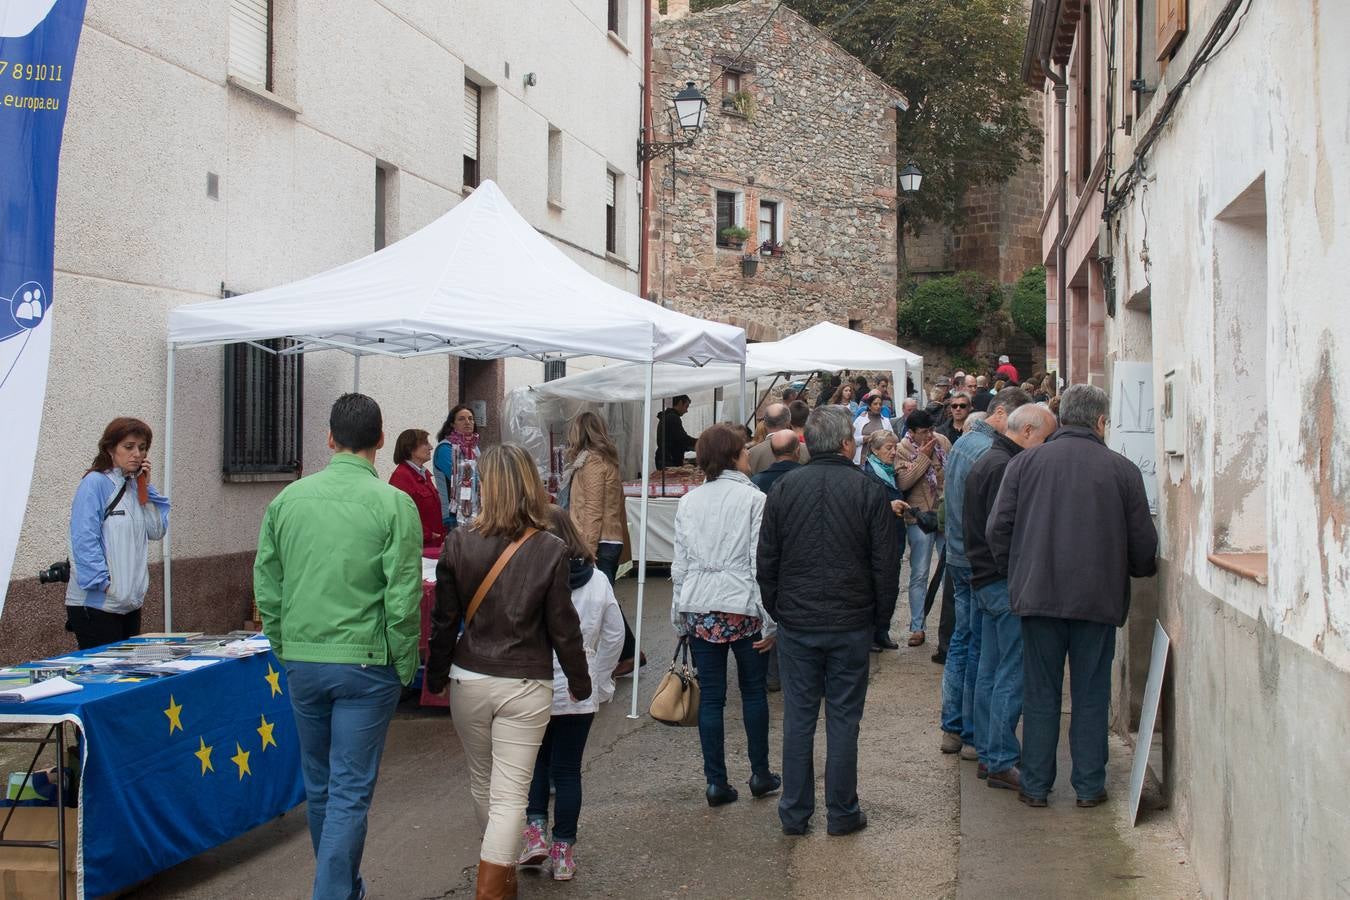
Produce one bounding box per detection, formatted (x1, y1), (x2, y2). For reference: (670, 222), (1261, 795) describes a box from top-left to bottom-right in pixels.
(0, 649), (304, 897)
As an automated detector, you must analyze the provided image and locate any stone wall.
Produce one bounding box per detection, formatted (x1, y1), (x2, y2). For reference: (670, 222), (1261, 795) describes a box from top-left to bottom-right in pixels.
(649, 0), (901, 341)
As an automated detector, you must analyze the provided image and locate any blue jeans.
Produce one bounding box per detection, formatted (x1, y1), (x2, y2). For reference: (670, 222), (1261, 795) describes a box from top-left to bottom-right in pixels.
(1020, 617), (1116, 800)
(776, 626), (871, 833)
(905, 526), (942, 633)
(940, 565), (975, 739)
(286, 662), (402, 900)
(974, 581), (1023, 772)
(689, 634), (771, 786)
(526, 712), (595, 843)
(963, 589), (984, 750)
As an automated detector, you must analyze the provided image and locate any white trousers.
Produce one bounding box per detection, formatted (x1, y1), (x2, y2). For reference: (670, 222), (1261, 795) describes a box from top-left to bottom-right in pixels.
(449, 675), (552, 865)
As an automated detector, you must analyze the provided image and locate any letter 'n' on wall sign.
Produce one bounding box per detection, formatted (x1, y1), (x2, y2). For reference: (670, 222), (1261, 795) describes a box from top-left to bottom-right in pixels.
(1156, 0), (1187, 61)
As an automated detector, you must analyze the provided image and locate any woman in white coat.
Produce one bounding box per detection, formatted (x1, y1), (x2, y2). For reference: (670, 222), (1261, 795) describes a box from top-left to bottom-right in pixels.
(519, 507), (626, 882)
(671, 424), (780, 808)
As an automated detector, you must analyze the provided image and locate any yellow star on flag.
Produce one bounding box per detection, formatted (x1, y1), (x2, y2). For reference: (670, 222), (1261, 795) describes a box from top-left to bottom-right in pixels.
(194, 737), (214, 775)
(257, 714), (277, 751)
(231, 742), (252, 780)
(164, 695), (184, 734)
(264, 663), (283, 698)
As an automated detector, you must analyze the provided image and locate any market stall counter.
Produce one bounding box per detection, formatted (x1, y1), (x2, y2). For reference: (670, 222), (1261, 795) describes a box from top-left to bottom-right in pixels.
(621, 467), (704, 564)
(0, 636), (304, 898)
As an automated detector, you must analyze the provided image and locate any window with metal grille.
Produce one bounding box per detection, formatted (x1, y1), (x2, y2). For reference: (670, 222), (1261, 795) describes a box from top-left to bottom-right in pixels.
(605, 171), (618, 254)
(544, 360), (567, 382)
(463, 81), (481, 189)
(222, 294), (303, 479)
(228, 0), (272, 89)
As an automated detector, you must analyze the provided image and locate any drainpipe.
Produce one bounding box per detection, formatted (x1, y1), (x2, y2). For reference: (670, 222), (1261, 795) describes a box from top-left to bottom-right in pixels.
(1042, 55), (1069, 385)
(639, 0), (654, 300)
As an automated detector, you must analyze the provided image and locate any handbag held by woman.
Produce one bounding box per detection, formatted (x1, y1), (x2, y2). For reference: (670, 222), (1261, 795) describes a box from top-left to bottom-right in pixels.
(649, 635), (700, 726)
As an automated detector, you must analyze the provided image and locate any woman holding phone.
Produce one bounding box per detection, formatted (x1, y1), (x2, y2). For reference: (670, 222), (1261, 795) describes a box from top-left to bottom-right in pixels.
(65, 417), (171, 649)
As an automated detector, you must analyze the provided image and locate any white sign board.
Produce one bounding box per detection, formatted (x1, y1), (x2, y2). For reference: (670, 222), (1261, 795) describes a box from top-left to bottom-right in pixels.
(1108, 361), (1158, 513)
(1130, 620), (1171, 826)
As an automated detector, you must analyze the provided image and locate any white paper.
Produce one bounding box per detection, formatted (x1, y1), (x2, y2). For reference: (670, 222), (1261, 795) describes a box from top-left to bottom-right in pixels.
(42, 656), (120, 668)
(0, 676), (83, 704)
(148, 659), (222, 673)
(422, 558), (438, 583)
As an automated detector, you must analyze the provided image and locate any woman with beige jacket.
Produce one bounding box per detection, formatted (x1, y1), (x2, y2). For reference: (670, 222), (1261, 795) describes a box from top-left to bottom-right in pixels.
(895, 408), (952, 646)
(559, 411), (638, 672)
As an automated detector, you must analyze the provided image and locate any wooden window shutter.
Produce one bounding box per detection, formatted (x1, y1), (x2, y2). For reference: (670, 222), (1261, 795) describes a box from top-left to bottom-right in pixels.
(1156, 0), (1186, 60)
(606, 171), (617, 208)
(463, 82), (481, 161)
(229, 0), (270, 87)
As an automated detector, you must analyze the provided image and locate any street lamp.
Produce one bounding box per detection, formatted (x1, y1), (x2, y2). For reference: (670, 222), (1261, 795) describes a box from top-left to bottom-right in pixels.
(639, 81), (710, 162)
(899, 161), (923, 195)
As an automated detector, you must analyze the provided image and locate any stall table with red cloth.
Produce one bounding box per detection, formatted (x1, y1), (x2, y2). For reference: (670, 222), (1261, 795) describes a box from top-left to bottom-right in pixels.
(418, 577), (448, 707)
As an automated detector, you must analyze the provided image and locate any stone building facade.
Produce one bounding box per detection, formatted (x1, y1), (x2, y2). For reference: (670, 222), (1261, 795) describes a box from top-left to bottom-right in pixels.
(649, 0), (903, 343)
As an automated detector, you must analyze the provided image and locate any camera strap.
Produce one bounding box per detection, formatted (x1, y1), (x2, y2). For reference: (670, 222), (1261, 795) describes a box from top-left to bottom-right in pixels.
(103, 478), (130, 521)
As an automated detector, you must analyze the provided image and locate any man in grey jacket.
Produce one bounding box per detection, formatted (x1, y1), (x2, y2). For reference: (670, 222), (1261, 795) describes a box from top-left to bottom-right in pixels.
(987, 385), (1158, 808)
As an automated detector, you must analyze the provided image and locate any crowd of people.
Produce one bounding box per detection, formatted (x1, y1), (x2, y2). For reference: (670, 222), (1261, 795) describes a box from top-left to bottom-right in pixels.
(59, 349), (1158, 899)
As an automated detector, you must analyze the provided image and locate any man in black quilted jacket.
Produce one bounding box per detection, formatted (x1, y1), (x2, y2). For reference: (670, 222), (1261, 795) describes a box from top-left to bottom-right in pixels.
(758, 404), (899, 836)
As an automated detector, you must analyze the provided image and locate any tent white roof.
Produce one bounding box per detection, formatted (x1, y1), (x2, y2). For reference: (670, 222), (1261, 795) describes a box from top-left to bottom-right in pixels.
(525, 342), (839, 403)
(768, 322), (923, 396)
(166, 180), (745, 367)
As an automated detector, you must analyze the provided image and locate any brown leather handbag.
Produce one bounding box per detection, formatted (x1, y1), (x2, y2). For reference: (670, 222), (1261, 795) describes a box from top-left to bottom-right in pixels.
(649, 635), (700, 726)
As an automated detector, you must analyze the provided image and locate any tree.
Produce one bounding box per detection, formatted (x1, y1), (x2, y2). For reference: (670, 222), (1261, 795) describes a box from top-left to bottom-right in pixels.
(898, 271), (1001, 348)
(691, 0), (1038, 230)
(1011, 264), (1047, 342)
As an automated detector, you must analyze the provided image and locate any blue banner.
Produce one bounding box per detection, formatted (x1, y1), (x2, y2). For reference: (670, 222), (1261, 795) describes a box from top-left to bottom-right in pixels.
(0, 0), (88, 608)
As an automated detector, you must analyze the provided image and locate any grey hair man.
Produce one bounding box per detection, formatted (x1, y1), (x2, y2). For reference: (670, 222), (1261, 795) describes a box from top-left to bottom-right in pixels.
(972, 375), (993, 412)
(937, 388), (1034, 759)
(986, 385), (1158, 807)
(893, 396), (920, 439)
(749, 403), (807, 474)
(758, 405), (899, 837)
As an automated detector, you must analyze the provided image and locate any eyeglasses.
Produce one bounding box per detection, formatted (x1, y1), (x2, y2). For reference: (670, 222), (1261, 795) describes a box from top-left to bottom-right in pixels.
(950, 403), (970, 410)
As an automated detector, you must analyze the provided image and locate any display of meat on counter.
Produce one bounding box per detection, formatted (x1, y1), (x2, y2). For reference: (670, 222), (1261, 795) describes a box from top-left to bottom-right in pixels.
(623, 466), (705, 497)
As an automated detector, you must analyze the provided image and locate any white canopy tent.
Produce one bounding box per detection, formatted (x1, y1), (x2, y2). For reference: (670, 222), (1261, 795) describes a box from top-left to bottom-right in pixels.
(767, 321), (925, 402)
(164, 180), (746, 718)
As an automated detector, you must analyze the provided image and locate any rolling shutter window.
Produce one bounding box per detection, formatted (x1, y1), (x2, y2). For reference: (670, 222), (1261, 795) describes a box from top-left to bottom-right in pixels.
(606, 171), (617, 208)
(463, 82), (481, 161)
(229, 0), (270, 88)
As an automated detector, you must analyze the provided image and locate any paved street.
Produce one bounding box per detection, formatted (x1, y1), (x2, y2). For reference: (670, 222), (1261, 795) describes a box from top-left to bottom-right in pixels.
(128, 572), (1199, 899)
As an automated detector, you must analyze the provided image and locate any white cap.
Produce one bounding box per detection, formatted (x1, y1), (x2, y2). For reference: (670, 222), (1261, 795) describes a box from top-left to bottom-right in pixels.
(998, 355), (1010, 364)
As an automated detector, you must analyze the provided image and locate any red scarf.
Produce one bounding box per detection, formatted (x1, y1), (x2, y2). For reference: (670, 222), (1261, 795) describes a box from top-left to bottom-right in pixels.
(448, 429), (480, 460)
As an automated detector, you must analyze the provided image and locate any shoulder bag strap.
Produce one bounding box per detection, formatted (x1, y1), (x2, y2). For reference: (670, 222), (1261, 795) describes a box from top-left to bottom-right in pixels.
(102, 478), (131, 521)
(463, 528), (539, 626)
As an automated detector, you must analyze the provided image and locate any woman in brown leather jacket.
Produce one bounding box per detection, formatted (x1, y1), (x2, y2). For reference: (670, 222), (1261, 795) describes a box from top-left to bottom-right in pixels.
(559, 411), (639, 673)
(427, 443), (591, 900)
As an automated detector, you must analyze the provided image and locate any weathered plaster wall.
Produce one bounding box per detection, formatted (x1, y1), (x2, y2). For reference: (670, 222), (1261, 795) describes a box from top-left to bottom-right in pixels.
(1103, 0), (1350, 894)
(650, 0), (901, 341)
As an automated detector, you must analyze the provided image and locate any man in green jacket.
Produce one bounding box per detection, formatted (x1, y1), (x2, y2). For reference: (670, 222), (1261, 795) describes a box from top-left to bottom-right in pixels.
(254, 393), (422, 900)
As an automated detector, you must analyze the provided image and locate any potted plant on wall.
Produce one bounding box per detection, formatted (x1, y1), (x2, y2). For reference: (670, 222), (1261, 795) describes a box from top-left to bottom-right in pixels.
(759, 240), (785, 258)
(741, 250), (758, 277)
(719, 225), (751, 250)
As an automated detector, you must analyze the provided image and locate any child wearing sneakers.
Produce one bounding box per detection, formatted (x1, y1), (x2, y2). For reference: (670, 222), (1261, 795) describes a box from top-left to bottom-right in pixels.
(518, 508), (626, 880)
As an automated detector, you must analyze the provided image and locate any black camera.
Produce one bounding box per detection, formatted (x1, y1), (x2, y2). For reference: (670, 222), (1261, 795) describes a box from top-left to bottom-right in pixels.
(38, 559), (70, 584)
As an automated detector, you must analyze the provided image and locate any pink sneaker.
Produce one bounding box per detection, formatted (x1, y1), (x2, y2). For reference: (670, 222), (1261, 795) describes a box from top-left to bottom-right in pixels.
(549, 841), (576, 881)
(518, 821), (548, 866)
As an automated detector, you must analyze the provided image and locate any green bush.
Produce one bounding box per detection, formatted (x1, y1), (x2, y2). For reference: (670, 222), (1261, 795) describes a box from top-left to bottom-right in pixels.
(1011, 265), (1047, 342)
(897, 271), (1001, 348)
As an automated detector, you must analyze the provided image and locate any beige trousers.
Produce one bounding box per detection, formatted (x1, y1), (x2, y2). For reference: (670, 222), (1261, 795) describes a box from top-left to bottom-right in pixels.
(449, 675), (552, 865)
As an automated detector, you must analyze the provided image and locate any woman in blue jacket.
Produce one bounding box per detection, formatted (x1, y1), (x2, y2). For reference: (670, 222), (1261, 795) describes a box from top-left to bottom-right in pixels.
(860, 430), (909, 652)
(65, 417), (170, 649)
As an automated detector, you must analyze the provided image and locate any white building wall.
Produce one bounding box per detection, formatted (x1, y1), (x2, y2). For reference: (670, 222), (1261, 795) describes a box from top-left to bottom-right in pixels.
(1102, 1), (1350, 894)
(11, 0), (644, 597)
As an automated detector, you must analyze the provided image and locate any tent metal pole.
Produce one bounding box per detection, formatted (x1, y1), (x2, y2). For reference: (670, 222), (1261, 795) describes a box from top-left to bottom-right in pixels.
(738, 362), (747, 424)
(353, 354), (361, 392)
(628, 360), (656, 719)
(162, 345), (176, 631)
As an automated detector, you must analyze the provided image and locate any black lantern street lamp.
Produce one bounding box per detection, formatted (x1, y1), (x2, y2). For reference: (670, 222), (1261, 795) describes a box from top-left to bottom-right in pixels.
(899, 161), (923, 195)
(673, 81), (709, 133)
(640, 81), (710, 162)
